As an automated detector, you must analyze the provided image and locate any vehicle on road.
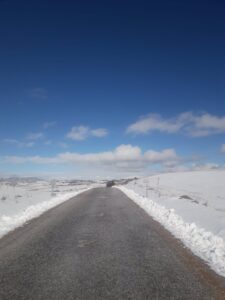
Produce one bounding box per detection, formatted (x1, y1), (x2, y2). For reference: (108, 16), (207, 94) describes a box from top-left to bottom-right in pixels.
(106, 180), (115, 187)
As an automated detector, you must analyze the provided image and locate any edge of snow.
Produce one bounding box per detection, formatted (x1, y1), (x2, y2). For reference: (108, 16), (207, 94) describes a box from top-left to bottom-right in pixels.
(0, 187), (93, 239)
(116, 185), (225, 278)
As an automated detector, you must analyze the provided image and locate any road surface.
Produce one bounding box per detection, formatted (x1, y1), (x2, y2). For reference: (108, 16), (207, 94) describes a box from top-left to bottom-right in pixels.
(0, 187), (224, 299)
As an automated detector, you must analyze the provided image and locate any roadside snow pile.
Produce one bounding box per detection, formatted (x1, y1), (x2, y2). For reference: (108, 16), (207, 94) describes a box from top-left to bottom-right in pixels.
(116, 170), (225, 277)
(0, 178), (100, 239)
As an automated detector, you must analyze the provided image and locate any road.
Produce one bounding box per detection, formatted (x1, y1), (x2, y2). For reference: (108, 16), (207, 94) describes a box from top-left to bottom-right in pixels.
(0, 187), (224, 299)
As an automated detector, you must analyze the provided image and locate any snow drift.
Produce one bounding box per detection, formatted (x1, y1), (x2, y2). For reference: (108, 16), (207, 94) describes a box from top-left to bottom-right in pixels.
(0, 179), (100, 239)
(116, 170), (225, 277)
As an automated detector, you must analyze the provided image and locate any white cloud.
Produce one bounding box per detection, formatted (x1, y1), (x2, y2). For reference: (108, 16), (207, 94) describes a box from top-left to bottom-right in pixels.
(3, 139), (34, 148)
(91, 128), (108, 137)
(127, 113), (184, 135)
(67, 126), (108, 141)
(114, 144), (141, 161)
(127, 112), (225, 137)
(57, 145), (146, 164)
(43, 121), (56, 129)
(3, 156), (58, 164)
(161, 161), (224, 174)
(189, 114), (225, 137)
(191, 163), (220, 171)
(27, 132), (44, 140)
(1, 145), (180, 171)
(144, 148), (179, 163)
(66, 126), (89, 141)
(221, 144), (225, 153)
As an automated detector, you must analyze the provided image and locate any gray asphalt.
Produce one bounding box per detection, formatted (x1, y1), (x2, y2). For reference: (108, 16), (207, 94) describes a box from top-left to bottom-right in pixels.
(0, 187), (224, 299)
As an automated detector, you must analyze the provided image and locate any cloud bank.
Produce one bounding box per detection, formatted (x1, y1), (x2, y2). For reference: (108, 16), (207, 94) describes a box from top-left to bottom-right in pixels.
(127, 112), (225, 137)
(1, 145), (180, 172)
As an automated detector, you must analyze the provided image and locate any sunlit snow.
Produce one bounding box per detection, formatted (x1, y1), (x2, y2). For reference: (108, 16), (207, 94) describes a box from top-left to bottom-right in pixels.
(0, 178), (102, 238)
(116, 170), (225, 277)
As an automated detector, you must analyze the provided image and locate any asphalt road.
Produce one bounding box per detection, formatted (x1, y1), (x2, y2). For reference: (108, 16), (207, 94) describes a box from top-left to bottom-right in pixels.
(0, 187), (224, 299)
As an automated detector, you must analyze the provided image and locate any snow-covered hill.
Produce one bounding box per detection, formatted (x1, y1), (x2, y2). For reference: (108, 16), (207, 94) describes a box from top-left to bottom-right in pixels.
(117, 170), (225, 277)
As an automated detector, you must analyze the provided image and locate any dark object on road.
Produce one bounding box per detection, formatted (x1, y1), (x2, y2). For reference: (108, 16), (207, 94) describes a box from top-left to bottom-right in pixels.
(106, 180), (115, 187)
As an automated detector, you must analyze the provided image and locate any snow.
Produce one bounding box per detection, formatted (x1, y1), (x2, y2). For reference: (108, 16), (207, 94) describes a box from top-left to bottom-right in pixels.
(0, 178), (101, 239)
(116, 170), (225, 277)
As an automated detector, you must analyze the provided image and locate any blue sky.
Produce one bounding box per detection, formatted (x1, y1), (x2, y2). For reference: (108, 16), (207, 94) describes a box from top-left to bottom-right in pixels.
(0, 0), (225, 178)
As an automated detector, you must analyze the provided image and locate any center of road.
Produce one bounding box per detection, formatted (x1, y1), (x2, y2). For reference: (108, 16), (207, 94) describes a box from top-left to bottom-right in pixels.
(0, 188), (224, 299)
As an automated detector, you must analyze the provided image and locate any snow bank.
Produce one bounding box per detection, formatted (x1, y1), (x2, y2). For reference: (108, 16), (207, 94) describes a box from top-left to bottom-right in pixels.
(0, 179), (101, 239)
(116, 170), (225, 277)
(0, 189), (91, 239)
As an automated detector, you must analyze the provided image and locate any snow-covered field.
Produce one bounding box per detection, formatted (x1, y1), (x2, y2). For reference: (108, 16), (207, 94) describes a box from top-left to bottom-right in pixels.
(116, 170), (225, 277)
(1, 172), (225, 278)
(0, 178), (101, 239)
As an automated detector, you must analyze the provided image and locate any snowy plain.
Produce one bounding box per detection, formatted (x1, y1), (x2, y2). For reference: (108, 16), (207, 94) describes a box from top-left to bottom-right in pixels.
(116, 170), (225, 277)
(0, 178), (101, 239)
